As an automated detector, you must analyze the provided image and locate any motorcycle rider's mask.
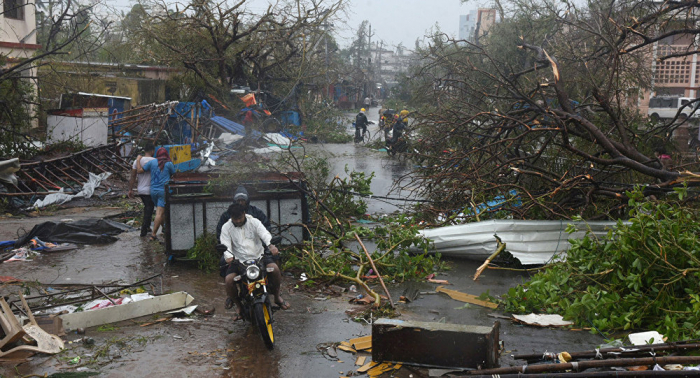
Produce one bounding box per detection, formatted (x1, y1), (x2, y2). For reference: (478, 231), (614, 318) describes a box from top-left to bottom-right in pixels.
(231, 213), (247, 228)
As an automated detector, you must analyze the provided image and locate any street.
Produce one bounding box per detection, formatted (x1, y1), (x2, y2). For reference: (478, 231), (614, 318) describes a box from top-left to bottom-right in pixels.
(0, 107), (605, 377)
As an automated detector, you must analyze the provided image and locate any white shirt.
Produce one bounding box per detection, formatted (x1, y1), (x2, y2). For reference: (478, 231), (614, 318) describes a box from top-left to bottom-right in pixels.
(132, 157), (155, 195)
(220, 215), (272, 262)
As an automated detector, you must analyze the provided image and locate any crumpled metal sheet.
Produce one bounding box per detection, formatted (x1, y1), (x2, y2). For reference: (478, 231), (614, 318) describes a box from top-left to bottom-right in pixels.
(0, 158), (20, 187)
(31, 172), (111, 209)
(418, 220), (625, 265)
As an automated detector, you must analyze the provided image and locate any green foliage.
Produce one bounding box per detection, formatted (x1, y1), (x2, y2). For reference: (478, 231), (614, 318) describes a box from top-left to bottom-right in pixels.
(0, 76), (38, 159)
(296, 100), (352, 144)
(97, 324), (118, 332)
(186, 232), (219, 273)
(324, 165), (375, 218)
(502, 187), (700, 341)
(284, 214), (445, 283)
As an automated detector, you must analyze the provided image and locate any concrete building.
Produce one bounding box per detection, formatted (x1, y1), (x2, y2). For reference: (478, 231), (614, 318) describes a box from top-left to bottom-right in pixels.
(459, 11), (477, 42)
(39, 61), (180, 109)
(1, 0), (40, 125)
(458, 9), (498, 44)
(371, 43), (415, 84)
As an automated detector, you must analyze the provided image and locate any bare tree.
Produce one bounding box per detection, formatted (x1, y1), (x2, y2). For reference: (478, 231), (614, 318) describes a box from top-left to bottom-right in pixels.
(136, 0), (346, 106)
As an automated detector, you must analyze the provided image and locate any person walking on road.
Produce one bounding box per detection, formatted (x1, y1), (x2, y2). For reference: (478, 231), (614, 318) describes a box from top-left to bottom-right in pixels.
(137, 147), (176, 242)
(128, 144), (156, 237)
(364, 96), (371, 108)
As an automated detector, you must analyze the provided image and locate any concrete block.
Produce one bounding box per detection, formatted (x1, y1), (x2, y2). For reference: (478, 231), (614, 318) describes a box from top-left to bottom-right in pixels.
(372, 318), (500, 369)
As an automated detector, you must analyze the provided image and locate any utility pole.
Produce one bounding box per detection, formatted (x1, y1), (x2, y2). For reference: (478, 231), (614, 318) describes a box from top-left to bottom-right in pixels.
(367, 24), (373, 99)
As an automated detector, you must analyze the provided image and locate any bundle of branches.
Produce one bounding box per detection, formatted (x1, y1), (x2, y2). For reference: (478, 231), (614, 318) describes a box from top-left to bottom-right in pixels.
(501, 187), (700, 341)
(284, 216), (441, 307)
(399, 0), (700, 220)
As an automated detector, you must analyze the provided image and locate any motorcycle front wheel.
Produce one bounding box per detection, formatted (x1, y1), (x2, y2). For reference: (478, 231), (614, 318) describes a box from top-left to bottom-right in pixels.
(254, 302), (275, 350)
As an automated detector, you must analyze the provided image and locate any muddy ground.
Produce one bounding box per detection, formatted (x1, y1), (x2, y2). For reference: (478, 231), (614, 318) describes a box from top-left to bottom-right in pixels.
(0, 108), (605, 377)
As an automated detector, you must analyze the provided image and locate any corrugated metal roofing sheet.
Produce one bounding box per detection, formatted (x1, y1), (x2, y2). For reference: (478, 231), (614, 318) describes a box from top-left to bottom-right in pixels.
(419, 220), (624, 265)
(210, 116), (262, 138)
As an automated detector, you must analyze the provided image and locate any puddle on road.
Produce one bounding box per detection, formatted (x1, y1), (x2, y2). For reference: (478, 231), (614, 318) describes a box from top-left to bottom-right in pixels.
(0, 231), (166, 285)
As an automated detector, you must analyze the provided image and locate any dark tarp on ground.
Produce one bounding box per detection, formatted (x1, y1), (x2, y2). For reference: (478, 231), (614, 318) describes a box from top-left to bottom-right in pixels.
(15, 219), (132, 246)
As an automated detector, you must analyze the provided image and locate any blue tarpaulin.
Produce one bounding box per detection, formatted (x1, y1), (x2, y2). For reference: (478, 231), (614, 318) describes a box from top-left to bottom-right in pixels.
(210, 116), (262, 138)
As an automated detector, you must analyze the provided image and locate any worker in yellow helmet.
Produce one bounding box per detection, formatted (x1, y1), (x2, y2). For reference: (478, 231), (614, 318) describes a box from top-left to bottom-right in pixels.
(399, 109), (410, 123)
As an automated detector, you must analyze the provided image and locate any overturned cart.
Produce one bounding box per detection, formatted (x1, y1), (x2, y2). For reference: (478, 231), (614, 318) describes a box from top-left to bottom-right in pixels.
(164, 171), (308, 253)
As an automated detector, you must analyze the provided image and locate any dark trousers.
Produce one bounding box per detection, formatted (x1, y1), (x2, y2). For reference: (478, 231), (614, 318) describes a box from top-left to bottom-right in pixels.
(139, 194), (155, 237)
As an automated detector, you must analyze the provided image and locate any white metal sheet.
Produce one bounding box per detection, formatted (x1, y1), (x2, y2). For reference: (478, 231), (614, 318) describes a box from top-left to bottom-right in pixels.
(419, 220), (623, 265)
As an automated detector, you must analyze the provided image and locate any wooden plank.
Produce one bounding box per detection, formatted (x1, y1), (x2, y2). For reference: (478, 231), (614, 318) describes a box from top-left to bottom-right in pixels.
(349, 335), (371, 345)
(357, 361), (376, 373)
(356, 356), (366, 366)
(60, 292), (194, 330)
(435, 286), (498, 309)
(353, 339), (372, 351)
(368, 362), (395, 377)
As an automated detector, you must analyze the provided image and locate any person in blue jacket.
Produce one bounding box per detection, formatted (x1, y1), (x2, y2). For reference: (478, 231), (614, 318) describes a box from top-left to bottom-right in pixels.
(137, 147), (176, 241)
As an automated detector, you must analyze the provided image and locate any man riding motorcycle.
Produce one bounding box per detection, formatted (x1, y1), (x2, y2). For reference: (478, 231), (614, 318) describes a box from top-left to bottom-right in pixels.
(220, 203), (290, 320)
(216, 186), (272, 283)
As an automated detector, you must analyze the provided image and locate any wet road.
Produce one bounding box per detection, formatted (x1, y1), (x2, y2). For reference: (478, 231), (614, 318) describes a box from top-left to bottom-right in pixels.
(306, 108), (415, 214)
(0, 106), (605, 377)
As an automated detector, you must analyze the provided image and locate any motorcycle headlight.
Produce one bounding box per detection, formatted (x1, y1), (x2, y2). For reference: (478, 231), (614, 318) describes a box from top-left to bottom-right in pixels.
(246, 265), (260, 280)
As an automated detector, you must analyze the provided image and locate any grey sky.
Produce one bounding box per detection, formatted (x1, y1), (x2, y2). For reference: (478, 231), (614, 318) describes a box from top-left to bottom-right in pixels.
(107, 0), (478, 51)
(336, 0), (476, 49)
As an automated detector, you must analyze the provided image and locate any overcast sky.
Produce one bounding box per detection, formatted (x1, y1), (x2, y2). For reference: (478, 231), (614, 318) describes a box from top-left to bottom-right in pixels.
(107, 0), (479, 51)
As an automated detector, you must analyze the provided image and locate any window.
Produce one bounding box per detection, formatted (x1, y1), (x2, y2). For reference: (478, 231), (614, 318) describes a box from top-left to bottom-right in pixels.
(3, 0), (24, 20)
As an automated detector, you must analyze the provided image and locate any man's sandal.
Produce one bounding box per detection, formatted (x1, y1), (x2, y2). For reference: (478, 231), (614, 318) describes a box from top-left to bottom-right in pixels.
(275, 300), (291, 310)
(225, 297), (234, 310)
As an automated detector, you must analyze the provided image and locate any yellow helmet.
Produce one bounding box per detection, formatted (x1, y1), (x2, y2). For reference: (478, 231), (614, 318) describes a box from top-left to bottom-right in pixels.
(400, 109), (409, 118)
(360, 108), (366, 112)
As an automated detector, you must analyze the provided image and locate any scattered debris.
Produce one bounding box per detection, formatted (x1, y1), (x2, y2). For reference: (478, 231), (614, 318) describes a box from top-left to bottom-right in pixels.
(513, 340), (700, 362)
(511, 314), (574, 327)
(435, 286), (498, 309)
(14, 218), (132, 246)
(628, 331), (665, 345)
(0, 144), (130, 199)
(0, 293), (64, 358)
(60, 291), (194, 330)
(468, 356), (700, 375)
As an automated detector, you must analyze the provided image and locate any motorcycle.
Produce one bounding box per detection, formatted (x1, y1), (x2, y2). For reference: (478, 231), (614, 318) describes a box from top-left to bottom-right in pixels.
(216, 237), (281, 350)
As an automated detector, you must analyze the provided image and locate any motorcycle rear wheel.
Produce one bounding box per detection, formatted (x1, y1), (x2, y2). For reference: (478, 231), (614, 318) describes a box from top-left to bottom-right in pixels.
(254, 302), (275, 350)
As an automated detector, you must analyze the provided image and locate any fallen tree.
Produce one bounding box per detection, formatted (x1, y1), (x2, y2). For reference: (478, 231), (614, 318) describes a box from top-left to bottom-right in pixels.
(399, 0), (700, 221)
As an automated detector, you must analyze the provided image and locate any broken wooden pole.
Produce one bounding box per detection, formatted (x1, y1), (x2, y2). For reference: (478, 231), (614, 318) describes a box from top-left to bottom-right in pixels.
(474, 236), (505, 281)
(372, 318), (500, 369)
(467, 355), (700, 375)
(470, 371), (700, 378)
(354, 232), (394, 308)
